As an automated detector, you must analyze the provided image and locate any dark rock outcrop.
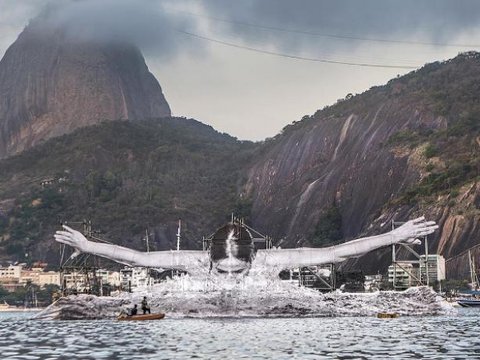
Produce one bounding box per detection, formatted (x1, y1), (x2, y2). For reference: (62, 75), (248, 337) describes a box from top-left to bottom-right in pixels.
(245, 100), (431, 243)
(0, 15), (170, 158)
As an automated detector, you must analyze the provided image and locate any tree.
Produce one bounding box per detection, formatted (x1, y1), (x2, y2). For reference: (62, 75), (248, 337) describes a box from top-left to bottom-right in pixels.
(312, 205), (343, 247)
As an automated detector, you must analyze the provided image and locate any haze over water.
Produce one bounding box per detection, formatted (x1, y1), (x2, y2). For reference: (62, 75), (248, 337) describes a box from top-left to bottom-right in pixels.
(0, 309), (479, 359)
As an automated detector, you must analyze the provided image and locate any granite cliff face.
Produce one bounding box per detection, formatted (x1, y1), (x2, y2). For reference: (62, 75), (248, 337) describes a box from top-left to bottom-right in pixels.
(245, 52), (480, 276)
(0, 16), (170, 158)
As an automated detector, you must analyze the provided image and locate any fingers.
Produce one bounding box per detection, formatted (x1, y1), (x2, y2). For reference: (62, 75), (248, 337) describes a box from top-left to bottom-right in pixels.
(70, 250), (81, 259)
(414, 225), (439, 236)
(416, 230), (436, 236)
(62, 225), (77, 233)
(57, 228), (87, 241)
(54, 235), (67, 244)
(54, 234), (74, 245)
(55, 230), (75, 241)
(411, 219), (438, 232)
(56, 230), (74, 237)
(419, 225), (439, 233)
(411, 218), (436, 227)
(412, 216), (426, 224)
(404, 238), (422, 245)
(54, 228), (82, 245)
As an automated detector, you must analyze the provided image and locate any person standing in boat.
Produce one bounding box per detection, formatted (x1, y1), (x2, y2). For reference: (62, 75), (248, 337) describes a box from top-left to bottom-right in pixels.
(141, 297), (151, 314)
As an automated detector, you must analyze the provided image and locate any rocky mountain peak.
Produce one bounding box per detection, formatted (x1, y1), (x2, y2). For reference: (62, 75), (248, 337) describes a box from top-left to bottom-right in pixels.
(0, 13), (171, 158)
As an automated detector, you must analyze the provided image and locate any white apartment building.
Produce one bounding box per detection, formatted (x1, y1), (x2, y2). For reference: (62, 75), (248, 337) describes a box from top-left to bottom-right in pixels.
(420, 254), (446, 283)
(388, 263), (414, 290)
(38, 272), (61, 287)
(120, 267), (154, 291)
(0, 264), (61, 290)
(95, 269), (121, 287)
(61, 271), (90, 292)
(0, 264), (22, 279)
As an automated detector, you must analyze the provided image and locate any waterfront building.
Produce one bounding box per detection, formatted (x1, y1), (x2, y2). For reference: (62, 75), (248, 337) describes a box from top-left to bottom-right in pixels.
(21, 268), (61, 287)
(0, 264), (24, 291)
(61, 271), (90, 293)
(0, 264), (23, 279)
(60, 269), (121, 294)
(388, 263), (414, 290)
(0, 263), (60, 290)
(95, 269), (121, 287)
(38, 272), (61, 287)
(120, 267), (154, 291)
(420, 254), (446, 283)
(0, 277), (21, 292)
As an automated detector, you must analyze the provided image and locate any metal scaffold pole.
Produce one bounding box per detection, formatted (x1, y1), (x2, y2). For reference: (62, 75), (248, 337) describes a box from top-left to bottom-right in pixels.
(391, 219), (430, 290)
(424, 236), (429, 287)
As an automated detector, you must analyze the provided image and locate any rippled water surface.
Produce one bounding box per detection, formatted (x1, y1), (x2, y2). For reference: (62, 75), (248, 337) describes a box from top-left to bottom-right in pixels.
(1, 309), (479, 359)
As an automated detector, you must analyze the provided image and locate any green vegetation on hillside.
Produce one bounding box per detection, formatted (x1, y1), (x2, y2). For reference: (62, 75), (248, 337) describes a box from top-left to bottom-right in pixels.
(0, 284), (59, 307)
(312, 205), (343, 247)
(0, 118), (257, 262)
(383, 53), (480, 204)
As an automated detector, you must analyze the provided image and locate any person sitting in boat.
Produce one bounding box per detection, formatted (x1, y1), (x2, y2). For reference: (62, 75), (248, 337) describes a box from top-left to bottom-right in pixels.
(141, 297), (151, 314)
(130, 304), (138, 316)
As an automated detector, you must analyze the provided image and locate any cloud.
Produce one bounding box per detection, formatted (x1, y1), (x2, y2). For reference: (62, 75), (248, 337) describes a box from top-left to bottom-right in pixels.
(199, 0), (480, 54)
(8, 0), (204, 60)
(4, 0), (480, 63)
(2, 0), (480, 141)
(0, 0), (48, 56)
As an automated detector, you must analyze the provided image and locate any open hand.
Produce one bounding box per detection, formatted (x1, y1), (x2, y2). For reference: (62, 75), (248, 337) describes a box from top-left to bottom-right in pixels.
(54, 225), (89, 255)
(391, 216), (438, 242)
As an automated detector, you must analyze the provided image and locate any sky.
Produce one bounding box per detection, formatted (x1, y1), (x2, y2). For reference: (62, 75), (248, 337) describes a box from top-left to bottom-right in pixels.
(1, 0), (480, 141)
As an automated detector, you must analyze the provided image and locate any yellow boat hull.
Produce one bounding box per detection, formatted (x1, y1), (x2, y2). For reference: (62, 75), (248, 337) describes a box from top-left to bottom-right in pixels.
(377, 313), (399, 318)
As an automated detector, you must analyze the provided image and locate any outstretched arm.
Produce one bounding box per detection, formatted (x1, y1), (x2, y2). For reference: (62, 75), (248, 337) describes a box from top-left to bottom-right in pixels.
(54, 225), (208, 271)
(253, 217), (438, 270)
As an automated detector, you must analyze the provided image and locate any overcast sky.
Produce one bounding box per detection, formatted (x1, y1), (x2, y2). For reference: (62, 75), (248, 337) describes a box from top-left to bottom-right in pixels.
(1, 0), (480, 140)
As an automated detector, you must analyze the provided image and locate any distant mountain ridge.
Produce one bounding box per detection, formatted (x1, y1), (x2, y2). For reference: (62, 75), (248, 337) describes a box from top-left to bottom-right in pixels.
(0, 14), (170, 158)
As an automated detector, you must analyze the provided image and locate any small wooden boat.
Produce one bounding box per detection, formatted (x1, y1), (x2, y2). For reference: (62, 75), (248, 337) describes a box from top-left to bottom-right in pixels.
(377, 312), (399, 318)
(117, 313), (165, 321)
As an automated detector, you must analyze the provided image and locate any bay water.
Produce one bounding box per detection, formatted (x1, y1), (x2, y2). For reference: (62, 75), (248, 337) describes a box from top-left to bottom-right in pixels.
(0, 309), (479, 359)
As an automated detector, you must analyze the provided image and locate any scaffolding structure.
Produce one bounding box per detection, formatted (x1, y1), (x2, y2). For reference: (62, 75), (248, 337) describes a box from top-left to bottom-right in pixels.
(202, 216), (273, 251)
(59, 220), (102, 296)
(302, 264), (336, 292)
(391, 220), (429, 290)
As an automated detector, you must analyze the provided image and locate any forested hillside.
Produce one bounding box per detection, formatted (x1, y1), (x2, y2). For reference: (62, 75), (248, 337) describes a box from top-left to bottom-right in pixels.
(0, 118), (255, 263)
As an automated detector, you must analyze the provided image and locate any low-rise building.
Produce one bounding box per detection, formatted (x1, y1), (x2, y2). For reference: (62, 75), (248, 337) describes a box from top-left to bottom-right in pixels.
(0, 263), (61, 290)
(0, 265), (24, 292)
(95, 269), (121, 287)
(38, 272), (61, 287)
(120, 267), (154, 291)
(0, 264), (23, 279)
(420, 254), (446, 283)
(388, 263), (414, 290)
(61, 271), (90, 293)
(0, 277), (22, 292)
